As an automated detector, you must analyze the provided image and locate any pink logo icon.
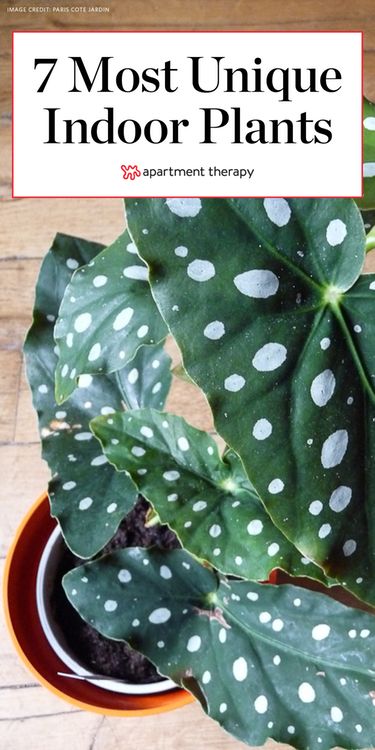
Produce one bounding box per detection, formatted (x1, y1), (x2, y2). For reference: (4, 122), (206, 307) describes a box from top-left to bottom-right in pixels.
(121, 165), (141, 181)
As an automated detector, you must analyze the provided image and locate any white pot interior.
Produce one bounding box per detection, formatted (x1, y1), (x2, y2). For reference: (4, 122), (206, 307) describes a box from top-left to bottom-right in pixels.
(36, 526), (176, 695)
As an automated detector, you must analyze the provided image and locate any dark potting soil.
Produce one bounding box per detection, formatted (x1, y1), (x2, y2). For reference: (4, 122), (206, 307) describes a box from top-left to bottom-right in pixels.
(52, 497), (180, 683)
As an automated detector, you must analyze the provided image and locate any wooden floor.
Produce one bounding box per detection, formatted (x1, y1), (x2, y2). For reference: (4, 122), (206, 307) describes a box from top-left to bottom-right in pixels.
(1, 1), (375, 749)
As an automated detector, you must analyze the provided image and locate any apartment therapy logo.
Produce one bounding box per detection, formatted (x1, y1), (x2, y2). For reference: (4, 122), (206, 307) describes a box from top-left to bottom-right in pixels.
(12, 32), (362, 197)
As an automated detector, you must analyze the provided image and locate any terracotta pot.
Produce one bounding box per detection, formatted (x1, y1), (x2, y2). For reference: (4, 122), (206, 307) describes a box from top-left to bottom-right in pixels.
(3, 492), (194, 716)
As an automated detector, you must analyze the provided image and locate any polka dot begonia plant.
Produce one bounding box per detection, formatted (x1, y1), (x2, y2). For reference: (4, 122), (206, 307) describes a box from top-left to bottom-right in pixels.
(125, 196), (375, 608)
(64, 545), (375, 750)
(25, 112), (375, 750)
(69, 195), (375, 750)
(24, 231), (171, 556)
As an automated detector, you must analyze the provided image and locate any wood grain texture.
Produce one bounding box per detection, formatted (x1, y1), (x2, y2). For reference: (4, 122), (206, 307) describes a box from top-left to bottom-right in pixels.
(1, 1), (374, 749)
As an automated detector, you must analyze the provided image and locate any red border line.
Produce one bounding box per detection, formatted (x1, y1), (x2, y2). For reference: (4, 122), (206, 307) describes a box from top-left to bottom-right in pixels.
(12, 29), (364, 200)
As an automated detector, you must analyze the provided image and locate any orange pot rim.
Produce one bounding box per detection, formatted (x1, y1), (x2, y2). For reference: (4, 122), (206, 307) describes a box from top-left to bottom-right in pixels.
(3, 492), (194, 717)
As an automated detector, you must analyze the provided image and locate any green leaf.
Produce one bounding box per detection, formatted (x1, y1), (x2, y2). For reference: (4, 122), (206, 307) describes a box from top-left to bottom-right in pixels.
(360, 208), (375, 252)
(64, 547), (375, 750)
(125, 197), (375, 605)
(54, 231), (168, 404)
(357, 98), (375, 210)
(24, 233), (138, 558)
(115, 343), (172, 410)
(91, 408), (329, 583)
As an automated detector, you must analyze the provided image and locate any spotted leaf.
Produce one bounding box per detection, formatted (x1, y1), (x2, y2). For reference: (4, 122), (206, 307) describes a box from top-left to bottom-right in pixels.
(357, 98), (375, 210)
(91, 408), (329, 583)
(115, 343), (172, 410)
(24, 233), (138, 558)
(64, 547), (375, 750)
(54, 231), (168, 404)
(126, 197), (375, 605)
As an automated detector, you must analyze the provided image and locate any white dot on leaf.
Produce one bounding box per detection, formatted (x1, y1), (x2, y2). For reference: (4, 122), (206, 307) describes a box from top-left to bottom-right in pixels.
(209, 524), (221, 538)
(93, 275), (107, 287)
(149, 608), (171, 624)
(175, 245), (188, 257)
(254, 695), (268, 714)
(163, 470), (180, 482)
(178, 436), (190, 451)
(187, 259), (215, 282)
(234, 269), (279, 299)
(79, 497), (93, 510)
(364, 117), (375, 130)
(252, 343), (287, 372)
(330, 706), (343, 723)
(298, 682), (316, 703)
(318, 523), (331, 539)
(166, 198), (202, 218)
(252, 418), (272, 441)
(268, 478), (284, 494)
(123, 265), (148, 281)
(326, 219), (347, 247)
(74, 313), (92, 333)
(247, 519), (263, 536)
(329, 486), (352, 513)
(118, 569), (132, 583)
(364, 163), (375, 178)
(232, 657), (248, 682)
(263, 198), (291, 227)
(267, 543), (280, 557)
(204, 320), (225, 340)
(312, 624), (330, 641)
(113, 307), (134, 331)
(187, 635), (201, 652)
(310, 369), (336, 407)
(343, 539), (357, 557)
(128, 368), (139, 384)
(224, 374), (246, 392)
(321, 429), (348, 469)
(160, 565), (172, 580)
(88, 343), (101, 362)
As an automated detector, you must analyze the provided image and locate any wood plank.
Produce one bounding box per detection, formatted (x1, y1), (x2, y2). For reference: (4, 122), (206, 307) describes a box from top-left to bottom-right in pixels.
(0, 258), (40, 333)
(0, 317), (32, 351)
(0, 712), (101, 750)
(89, 703), (264, 749)
(0, 200), (125, 261)
(365, 54), (375, 100)
(1, 0), (375, 31)
(0, 703), (258, 750)
(0, 350), (21, 441)
(14, 360), (40, 444)
(364, 249), (375, 274)
(166, 376), (214, 433)
(0, 123), (11, 196)
(1, 444), (49, 556)
(0, 683), (77, 721)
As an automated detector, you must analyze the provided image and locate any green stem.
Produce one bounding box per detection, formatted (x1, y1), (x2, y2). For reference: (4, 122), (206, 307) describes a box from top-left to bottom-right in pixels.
(365, 233), (375, 254)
